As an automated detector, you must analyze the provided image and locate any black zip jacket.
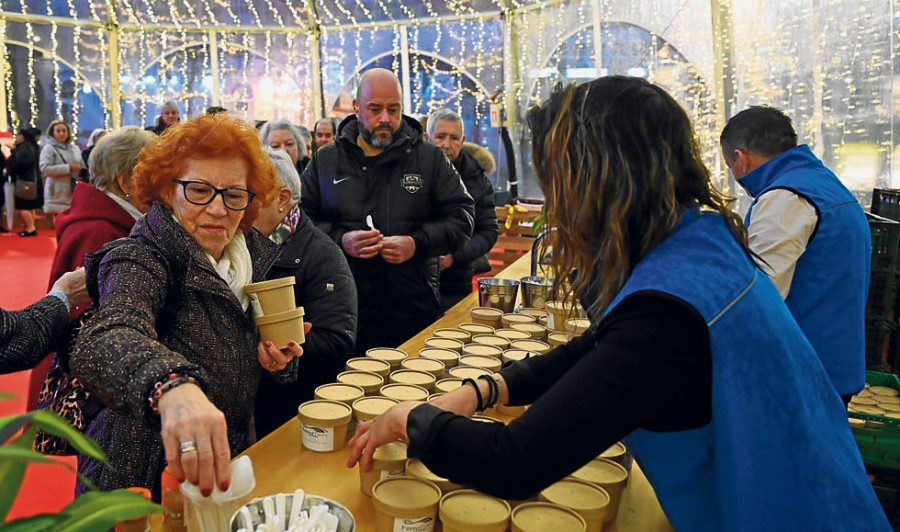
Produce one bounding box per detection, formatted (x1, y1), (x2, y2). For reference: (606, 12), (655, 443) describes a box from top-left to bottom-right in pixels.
(300, 115), (474, 352)
(254, 210), (359, 438)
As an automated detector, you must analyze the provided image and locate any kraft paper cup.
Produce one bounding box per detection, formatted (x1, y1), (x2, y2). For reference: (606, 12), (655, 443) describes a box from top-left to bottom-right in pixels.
(440, 489), (511, 532)
(346, 356), (392, 378)
(518, 307), (548, 319)
(569, 458), (628, 522)
(495, 328), (533, 341)
(470, 334), (511, 350)
(372, 476), (441, 532)
(539, 479), (610, 532)
(406, 459), (462, 494)
(433, 328), (472, 343)
(245, 276), (296, 316)
(353, 396), (399, 423)
(547, 332), (568, 347)
(501, 313), (537, 328)
(401, 357), (446, 379)
(502, 349), (537, 364)
(598, 442), (633, 472)
(435, 378), (464, 394)
(254, 307), (305, 349)
(419, 347), (460, 369)
(510, 322), (548, 340)
(458, 354), (502, 373)
(314, 383), (365, 407)
(471, 307), (503, 328)
(458, 322), (496, 335)
(424, 337), (465, 354)
(448, 366), (494, 380)
(511, 502), (587, 532)
(509, 339), (552, 355)
(566, 318), (591, 340)
(462, 343), (504, 359)
(360, 441), (408, 496)
(380, 383), (430, 402)
(389, 369), (437, 392)
(337, 370), (385, 396)
(366, 347), (409, 369)
(296, 400), (352, 453)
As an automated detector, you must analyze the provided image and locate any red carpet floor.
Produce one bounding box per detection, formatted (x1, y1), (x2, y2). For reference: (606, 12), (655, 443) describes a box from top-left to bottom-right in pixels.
(0, 228), (76, 521)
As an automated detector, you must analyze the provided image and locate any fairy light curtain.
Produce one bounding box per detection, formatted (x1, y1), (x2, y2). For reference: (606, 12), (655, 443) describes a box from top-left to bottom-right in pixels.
(0, 0), (897, 201)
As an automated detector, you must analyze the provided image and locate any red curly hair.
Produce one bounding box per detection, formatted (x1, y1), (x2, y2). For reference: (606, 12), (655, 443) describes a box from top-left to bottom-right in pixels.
(132, 113), (279, 232)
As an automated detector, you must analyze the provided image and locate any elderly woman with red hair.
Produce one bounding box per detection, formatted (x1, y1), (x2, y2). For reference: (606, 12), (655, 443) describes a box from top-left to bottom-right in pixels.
(72, 113), (306, 499)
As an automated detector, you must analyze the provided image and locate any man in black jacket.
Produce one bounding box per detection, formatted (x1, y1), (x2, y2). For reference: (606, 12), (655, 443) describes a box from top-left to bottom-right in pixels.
(426, 109), (499, 311)
(301, 68), (474, 353)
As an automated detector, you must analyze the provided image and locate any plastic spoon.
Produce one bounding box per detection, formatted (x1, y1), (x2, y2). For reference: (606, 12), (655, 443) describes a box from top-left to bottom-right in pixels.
(365, 215), (375, 231)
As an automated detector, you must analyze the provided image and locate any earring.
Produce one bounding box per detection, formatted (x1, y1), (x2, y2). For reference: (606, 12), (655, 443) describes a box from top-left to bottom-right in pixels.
(279, 207), (284, 213)
(125, 193), (132, 200)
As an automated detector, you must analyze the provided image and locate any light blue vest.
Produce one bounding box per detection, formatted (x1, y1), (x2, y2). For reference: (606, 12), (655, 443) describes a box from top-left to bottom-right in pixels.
(742, 145), (871, 395)
(606, 211), (887, 531)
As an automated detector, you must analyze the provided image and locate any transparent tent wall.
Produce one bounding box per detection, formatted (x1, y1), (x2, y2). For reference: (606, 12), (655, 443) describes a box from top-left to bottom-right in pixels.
(733, 0), (894, 209)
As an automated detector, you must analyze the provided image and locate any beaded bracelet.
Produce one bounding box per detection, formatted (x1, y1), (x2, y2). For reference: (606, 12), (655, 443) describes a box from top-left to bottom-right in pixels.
(148, 373), (197, 413)
(461, 378), (485, 412)
(477, 374), (500, 410)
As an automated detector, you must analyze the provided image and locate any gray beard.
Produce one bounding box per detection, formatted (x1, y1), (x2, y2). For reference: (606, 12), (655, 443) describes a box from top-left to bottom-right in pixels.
(360, 126), (396, 149)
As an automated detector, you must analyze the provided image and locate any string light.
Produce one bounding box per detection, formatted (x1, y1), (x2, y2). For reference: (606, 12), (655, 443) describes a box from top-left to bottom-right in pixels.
(0, 17), (17, 131)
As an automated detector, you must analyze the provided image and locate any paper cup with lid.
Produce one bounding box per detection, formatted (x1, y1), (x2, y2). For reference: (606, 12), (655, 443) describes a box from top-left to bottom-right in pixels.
(366, 347), (409, 369)
(435, 378), (464, 394)
(372, 476), (441, 532)
(440, 489), (510, 532)
(495, 328), (533, 342)
(597, 441), (632, 471)
(471, 334), (511, 350)
(502, 349), (538, 365)
(510, 322), (548, 340)
(401, 357), (447, 379)
(360, 442), (408, 496)
(419, 347), (460, 369)
(314, 383), (365, 407)
(569, 458), (628, 522)
(459, 354), (503, 373)
(433, 328), (472, 343)
(254, 307), (305, 349)
(462, 343), (504, 359)
(448, 365), (494, 380)
(501, 313), (537, 328)
(458, 322), (496, 335)
(566, 318), (591, 340)
(471, 307), (504, 328)
(547, 332), (568, 347)
(518, 307), (548, 319)
(296, 400), (352, 453)
(539, 479), (610, 532)
(244, 276), (296, 316)
(406, 459), (463, 494)
(380, 383), (430, 402)
(424, 336), (465, 354)
(511, 502), (586, 532)
(353, 396), (400, 423)
(509, 339), (552, 355)
(346, 356), (391, 378)
(337, 370), (385, 396)
(389, 369), (437, 392)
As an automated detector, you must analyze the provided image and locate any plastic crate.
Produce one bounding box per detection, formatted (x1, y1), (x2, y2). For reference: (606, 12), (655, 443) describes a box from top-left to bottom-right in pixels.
(849, 371), (900, 470)
(868, 319), (896, 372)
(872, 189), (900, 223)
(867, 212), (900, 322)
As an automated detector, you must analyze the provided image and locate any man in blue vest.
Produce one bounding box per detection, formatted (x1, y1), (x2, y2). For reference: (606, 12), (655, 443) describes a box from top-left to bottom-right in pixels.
(721, 106), (871, 405)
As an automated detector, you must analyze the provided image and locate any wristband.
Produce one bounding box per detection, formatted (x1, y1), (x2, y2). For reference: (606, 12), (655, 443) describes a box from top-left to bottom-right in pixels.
(47, 289), (70, 312)
(461, 378), (485, 412)
(148, 373), (197, 413)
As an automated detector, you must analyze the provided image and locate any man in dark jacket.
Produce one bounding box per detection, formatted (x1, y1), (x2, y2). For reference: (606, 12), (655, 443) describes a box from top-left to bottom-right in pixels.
(425, 109), (499, 311)
(301, 68), (475, 353)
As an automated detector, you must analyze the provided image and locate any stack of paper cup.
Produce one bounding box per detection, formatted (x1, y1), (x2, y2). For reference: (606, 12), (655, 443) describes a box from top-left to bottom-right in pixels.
(245, 277), (305, 349)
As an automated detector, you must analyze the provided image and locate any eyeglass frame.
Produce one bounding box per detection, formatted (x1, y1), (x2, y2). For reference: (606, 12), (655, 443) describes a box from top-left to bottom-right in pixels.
(172, 179), (257, 211)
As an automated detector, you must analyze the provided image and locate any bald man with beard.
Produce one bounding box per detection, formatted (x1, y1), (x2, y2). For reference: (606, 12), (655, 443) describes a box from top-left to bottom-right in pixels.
(301, 68), (475, 353)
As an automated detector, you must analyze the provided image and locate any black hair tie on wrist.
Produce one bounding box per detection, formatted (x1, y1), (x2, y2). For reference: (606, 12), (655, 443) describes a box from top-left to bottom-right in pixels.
(478, 374), (499, 409)
(461, 377), (485, 412)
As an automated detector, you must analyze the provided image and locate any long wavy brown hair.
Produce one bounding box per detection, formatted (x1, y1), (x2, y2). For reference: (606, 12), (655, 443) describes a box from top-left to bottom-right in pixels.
(527, 76), (749, 318)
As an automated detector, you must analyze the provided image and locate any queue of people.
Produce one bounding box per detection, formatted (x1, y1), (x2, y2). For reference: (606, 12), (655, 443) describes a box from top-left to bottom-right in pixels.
(0, 71), (888, 528)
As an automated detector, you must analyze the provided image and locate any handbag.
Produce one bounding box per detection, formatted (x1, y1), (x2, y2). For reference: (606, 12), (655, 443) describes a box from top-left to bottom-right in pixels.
(33, 308), (99, 456)
(14, 178), (36, 201)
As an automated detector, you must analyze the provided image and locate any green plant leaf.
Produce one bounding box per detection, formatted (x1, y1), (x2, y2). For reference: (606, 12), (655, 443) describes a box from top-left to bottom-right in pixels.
(28, 410), (107, 464)
(0, 426), (37, 522)
(51, 490), (165, 532)
(0, 513), (58, 532)
(0, 414), (33, 446)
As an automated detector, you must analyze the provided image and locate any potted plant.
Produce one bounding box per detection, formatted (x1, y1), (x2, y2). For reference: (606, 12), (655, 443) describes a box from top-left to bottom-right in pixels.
(0, 393), (164, 531)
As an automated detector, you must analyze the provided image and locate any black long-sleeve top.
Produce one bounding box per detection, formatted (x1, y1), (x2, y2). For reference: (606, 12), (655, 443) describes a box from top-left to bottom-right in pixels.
(406, 293), (713, 500)
(0, 296), (68, 375)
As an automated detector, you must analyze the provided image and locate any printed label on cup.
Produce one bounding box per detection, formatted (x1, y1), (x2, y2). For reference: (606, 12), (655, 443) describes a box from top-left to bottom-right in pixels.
(249, 294), (264, 317)
(393, 516), (435, 532)
(301, 423), (334, 452)
(546, 313), (555, 330)
(380, 467), (405, 481)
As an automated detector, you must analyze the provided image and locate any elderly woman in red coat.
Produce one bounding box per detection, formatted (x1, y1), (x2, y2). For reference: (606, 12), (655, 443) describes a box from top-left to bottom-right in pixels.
(73, 113), (306, 499)
(27, 127), (157, 412)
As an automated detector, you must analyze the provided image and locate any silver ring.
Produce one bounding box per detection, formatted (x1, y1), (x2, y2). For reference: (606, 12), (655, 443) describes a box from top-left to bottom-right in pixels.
(180, 440), (197, 453)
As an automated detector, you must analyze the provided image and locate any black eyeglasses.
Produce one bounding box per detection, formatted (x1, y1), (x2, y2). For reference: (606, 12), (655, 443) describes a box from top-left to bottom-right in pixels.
(173, 180), (256, 211)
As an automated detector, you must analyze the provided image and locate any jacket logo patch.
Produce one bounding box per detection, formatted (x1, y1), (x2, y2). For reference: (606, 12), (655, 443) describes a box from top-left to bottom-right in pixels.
(401, 174), (422, 194)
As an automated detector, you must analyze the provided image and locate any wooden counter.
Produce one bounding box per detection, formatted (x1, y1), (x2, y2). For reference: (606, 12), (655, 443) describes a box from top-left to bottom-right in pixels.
(239, 253), (673, 532)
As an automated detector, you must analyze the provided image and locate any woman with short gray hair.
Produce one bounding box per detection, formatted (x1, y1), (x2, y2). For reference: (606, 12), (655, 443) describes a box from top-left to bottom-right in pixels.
(259, 119), (308, 176)
(252, 147), (358, 439)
